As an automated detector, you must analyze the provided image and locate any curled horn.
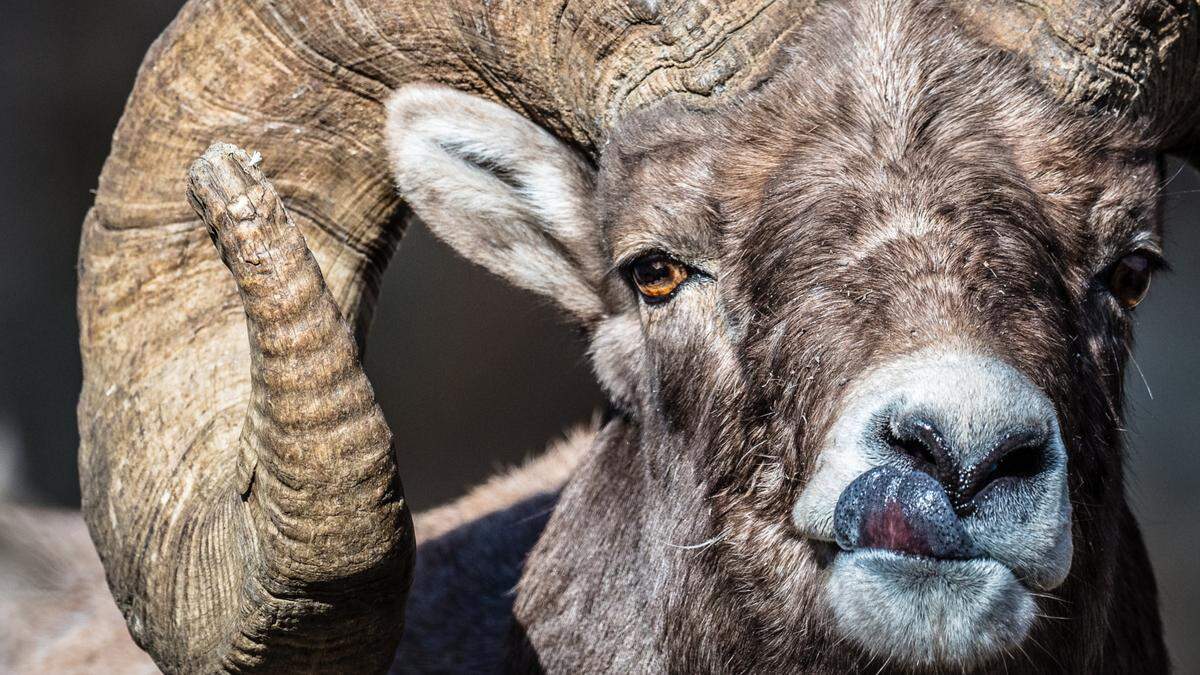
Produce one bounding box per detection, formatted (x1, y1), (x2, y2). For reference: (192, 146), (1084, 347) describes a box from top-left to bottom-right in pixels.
(76, 0), (799, 671)
(957, 0), (1200, 159)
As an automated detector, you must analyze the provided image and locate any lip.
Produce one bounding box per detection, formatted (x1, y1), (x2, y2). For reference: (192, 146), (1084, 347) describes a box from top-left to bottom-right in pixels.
(812, 535), (1001, 574)
(837, 545), (1007, 568)
(841, 544), (984, 563)
(824, 547), (1037, 668)
(829, 547), (1034, 610)
(828, 547), (1034, 609)
(815, 532), (1024, 576)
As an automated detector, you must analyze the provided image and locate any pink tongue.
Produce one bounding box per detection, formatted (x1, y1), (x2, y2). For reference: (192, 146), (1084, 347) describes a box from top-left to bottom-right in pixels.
(861, 500), (936, 557)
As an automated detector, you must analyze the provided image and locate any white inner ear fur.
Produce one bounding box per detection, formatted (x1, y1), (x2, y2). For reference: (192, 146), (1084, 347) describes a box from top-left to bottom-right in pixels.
(385, 84), (604, 322)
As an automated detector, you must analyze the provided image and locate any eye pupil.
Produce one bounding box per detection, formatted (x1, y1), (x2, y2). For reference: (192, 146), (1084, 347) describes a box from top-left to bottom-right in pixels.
(633, 259), (670, 284)
(1108, 253), (1152, 310)
(630, 254), (688, 301)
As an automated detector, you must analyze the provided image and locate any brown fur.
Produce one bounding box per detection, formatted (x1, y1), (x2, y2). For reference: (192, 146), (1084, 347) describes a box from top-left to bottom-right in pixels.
(511, 1), (1167, 672)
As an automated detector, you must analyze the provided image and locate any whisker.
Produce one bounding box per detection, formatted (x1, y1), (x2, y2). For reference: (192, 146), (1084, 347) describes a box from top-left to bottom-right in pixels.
(1029, 591), (1071, 606)
(516, 507), (558, 525)
(828, 633), (852, 651)
(1129, 350), (1153, 400)
(667, 531), (727, 551)
(1015, 641), (1036, 670)
(1161, 188), (1200, 198)
(1154, 161), (1189, 198)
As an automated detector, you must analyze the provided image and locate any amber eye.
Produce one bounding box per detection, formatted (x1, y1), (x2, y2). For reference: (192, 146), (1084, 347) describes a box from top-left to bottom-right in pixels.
(1106, 253), (1153, 310)
(630, 253), (689, 302)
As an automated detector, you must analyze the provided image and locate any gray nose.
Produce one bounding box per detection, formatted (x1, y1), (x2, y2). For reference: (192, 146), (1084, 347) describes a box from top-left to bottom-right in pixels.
(833, 398), (1059, 561)
(880, 412), (1051, 516)
(796, 351), (1074, 587)
(803, 351), (1073, 587)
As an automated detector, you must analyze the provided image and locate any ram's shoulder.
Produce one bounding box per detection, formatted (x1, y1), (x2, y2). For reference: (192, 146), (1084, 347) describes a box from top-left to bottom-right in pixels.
(392, 426), (593, 673)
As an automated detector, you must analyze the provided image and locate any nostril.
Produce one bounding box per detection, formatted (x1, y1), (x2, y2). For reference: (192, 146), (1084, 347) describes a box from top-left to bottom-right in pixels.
(887, 433), (937, 473)
(880, 414), (1051, 515)
(965, 433), (1048, 506)
(882, 416), (950, 478)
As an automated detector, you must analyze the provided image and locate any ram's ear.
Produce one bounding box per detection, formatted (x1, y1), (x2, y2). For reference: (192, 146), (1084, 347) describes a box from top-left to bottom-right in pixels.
(386, 84), (606, 322)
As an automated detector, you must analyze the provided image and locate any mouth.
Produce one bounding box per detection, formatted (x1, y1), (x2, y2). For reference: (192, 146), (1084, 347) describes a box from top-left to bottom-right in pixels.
(796, 459), (1065, 670)
(804, 463), (1048, 670)
(786, 349), (1076, 669)
(823, 547), (1035, 669)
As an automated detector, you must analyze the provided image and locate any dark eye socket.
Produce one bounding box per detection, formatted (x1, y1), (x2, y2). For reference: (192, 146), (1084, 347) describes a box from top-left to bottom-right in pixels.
(628, 253), (689, 303)
(1105, 252), (1155, 310)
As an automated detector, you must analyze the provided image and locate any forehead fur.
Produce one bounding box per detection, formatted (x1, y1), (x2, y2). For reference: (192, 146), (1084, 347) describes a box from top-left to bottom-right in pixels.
(597, 110), (725, 270)
(597, 0), (1159, 295)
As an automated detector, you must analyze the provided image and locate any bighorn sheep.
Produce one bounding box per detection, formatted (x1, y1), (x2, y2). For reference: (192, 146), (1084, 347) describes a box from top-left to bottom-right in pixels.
(9, 0), (1199, 672)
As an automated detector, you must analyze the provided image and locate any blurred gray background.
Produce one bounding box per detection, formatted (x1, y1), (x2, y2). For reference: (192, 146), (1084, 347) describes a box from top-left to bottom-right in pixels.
(0, 0), (1195, 670)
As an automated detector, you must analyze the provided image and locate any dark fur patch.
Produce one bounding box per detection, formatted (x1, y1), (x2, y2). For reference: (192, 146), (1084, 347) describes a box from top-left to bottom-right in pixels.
(396, 491), (558, 673)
